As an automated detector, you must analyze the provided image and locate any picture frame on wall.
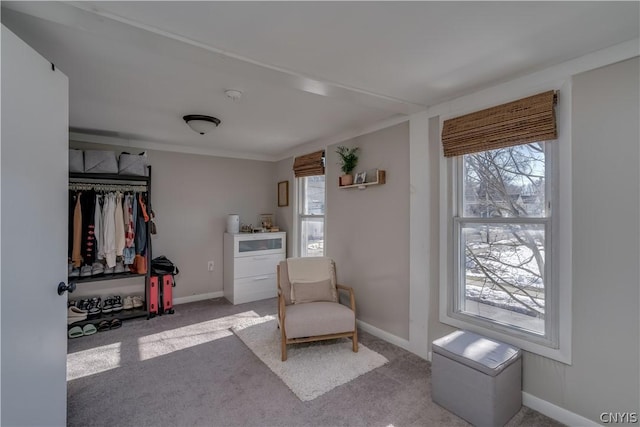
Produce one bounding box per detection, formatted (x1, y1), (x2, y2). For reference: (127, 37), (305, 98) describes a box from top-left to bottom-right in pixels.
(278, 180), (289, 207)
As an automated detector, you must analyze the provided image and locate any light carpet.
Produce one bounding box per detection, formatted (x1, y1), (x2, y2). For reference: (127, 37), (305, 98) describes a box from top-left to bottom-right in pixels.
(232, 315), (389, 401)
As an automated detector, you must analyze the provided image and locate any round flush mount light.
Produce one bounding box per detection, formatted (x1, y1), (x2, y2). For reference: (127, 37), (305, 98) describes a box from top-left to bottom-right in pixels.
(183, 114), (221, 135)
(224, 89), (243, 101)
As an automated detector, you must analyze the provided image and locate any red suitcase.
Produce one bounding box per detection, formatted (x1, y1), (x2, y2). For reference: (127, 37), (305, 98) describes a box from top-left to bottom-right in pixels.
(148, 276), (159, 316)
(161, 274), (175, 314)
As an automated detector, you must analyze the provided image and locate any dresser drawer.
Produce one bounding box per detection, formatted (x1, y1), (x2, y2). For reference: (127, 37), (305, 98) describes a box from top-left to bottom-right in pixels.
(234, 254), (283, 279)
(232, 274), (277, 305)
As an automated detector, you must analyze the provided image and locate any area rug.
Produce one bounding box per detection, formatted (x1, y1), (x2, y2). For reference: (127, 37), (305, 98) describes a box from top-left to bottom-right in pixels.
(232, 316), (389, 401)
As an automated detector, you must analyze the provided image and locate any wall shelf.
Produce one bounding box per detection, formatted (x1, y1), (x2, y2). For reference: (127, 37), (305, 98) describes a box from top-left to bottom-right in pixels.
(339, 169), (386, 190)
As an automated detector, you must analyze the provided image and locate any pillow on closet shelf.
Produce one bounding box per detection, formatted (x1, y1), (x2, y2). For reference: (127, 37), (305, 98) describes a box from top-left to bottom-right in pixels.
(84, 150), (118, 174)
(69, 149), (84, 172)
(119, 152), (148, 176)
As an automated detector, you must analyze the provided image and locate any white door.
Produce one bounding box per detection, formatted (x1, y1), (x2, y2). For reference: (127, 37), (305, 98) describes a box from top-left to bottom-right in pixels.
(1, 25), (69, 426)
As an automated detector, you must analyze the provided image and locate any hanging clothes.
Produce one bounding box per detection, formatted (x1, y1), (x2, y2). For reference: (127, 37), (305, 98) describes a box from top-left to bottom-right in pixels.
(103, 193), (117, 268)
(123, 194), (136, 265)
(115, 192), (125, 258)
(95, 194), (104, 261)
(72, 192), (83, 268)
(135, 193), (148, 256)
(80, 189), (96, 265)
(68, 190), (76, 261)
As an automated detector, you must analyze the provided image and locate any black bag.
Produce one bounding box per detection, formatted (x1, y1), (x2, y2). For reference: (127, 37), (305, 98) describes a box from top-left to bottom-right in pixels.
(151, 256), (179, 277)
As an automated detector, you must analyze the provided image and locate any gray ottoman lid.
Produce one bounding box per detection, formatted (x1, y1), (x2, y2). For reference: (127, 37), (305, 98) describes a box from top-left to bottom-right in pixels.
(432, 330), (521, 377)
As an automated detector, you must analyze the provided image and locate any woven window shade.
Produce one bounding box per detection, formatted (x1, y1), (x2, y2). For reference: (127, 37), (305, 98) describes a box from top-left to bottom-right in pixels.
(293, 150), (325, 177)
(442, 90), (558, 157)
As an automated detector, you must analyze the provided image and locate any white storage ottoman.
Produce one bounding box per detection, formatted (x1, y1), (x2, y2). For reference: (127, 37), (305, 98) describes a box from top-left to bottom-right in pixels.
(431, 330), (522, 427)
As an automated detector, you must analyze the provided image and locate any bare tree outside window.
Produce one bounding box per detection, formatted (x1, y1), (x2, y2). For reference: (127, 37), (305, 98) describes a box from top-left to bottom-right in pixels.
(459, 143), (548, 334)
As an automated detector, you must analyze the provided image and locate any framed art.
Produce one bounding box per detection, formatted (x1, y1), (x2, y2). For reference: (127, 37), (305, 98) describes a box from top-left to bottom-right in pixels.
(354, 171), (367, 185)
(278, 180), (289, 207)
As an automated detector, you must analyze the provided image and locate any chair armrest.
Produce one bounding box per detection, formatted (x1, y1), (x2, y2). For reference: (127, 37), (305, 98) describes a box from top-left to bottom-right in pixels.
(336, 284), (356, 312)
(278, 289), (286, 322)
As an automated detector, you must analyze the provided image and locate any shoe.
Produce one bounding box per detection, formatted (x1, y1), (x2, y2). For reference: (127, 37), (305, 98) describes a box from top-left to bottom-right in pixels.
(111, 296), (123, 313)
(114, 261), (125, 274)
(82, 324), (97, 336)
(68, 326), (83, 339)
(69, 268), (80, 278)
(87, 297), (101, 319)
(102, 298), (113, 314)
(104, 266), (115, 275)
(91, 262), (104, 276)
(132, 295), (144, 309)
(123, 296), (133, 310)
(67, 306), (87, 324)
(97, 320), (111, 332)
(110, 319), (122, 330)
(80, 265), (92, 277)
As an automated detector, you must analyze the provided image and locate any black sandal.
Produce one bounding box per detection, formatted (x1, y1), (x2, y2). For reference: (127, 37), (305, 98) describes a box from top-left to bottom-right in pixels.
(110, 319), (122, 330)
(97, 320), (110, 332)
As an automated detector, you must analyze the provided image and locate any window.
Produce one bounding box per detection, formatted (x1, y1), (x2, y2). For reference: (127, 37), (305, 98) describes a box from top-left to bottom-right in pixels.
(298, 175), (325, 257)
(452, 141), (557, 346)
(439, 89), (570, 362)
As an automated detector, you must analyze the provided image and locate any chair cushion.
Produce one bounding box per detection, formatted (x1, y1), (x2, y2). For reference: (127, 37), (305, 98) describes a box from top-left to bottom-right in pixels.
(291, 279), (336, 304)
(284, 302), (355, 339)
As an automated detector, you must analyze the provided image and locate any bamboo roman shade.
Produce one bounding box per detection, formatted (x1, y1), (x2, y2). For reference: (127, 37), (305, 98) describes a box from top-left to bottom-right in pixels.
(293, 150), (325, 177)
(442, 90), (558, 157)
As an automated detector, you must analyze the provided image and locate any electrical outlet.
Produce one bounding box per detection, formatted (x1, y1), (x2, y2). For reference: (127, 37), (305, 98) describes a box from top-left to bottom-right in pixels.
(207, 261), (214, 271)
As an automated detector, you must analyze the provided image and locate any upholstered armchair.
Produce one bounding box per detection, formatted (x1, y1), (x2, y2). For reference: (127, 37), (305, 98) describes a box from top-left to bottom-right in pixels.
(277, 257), (358, 361)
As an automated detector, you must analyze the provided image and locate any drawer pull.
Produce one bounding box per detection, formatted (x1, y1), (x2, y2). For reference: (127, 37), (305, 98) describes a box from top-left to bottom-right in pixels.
(253, 276), (270, 281)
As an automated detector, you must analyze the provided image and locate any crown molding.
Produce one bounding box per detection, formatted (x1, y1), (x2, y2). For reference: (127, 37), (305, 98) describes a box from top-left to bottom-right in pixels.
(69, 131), (278, 162)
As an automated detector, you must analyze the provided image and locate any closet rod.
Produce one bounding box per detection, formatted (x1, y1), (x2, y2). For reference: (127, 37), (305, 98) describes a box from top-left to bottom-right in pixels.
(68, 183), (148, 192)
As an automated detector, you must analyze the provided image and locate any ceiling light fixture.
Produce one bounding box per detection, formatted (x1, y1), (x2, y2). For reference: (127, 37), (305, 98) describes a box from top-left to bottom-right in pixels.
(183, 114), (221, 135)
(224, 89), (243, 101)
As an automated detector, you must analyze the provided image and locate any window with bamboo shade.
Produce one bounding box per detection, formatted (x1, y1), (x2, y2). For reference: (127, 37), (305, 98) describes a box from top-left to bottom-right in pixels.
(293, 150), (325, 177)
(442, 90), (557, 157)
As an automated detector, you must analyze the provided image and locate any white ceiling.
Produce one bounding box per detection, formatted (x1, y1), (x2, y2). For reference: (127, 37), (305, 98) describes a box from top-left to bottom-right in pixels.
(2, 1), (639, 160)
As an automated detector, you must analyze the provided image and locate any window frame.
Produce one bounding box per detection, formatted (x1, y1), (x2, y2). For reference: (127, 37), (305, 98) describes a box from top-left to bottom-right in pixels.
(450, 143), (558, 348)
(438, 86), (572, 364)
(296, 175), (326, 258)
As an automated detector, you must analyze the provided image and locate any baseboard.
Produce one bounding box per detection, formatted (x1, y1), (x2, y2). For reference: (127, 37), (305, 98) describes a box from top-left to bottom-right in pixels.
(522, 392), (600, 427)
(356, 320), (412, 353)
(174, 291), (224, 305)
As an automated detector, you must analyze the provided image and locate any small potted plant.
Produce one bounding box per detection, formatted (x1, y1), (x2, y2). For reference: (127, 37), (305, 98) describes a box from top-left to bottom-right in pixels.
(335, 146), (359, 186)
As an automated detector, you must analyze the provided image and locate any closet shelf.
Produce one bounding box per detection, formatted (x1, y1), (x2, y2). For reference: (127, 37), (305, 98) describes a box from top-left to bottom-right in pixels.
(69, 172), (150, 182)
(67, 307), (148, 330)
(70, 272), (147, 284)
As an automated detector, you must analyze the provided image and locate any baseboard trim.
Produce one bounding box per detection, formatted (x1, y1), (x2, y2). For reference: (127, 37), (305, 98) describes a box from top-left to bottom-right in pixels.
(357, 320), (412, 353)
(174, 291), (224, 305)
(522, 392), (599, 427)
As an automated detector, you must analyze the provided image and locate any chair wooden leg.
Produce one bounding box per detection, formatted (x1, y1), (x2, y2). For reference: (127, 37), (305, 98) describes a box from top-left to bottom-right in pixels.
(281, 340), (288, 361)
(352, 329), (359, 353)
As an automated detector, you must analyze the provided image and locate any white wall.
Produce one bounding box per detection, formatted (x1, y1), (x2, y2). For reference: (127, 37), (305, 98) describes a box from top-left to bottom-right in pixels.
(529, 57), (639, 421)
(326, 122), (411, 339)
(274, 157), (294, 257)
(427, 57), (640, 424)
(69, 142), (276, 301)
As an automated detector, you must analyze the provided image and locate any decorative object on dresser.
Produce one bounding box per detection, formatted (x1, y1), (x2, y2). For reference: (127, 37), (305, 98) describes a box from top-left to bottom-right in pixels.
(224, 232), (286, 304)
(335, 145), (359, 186)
